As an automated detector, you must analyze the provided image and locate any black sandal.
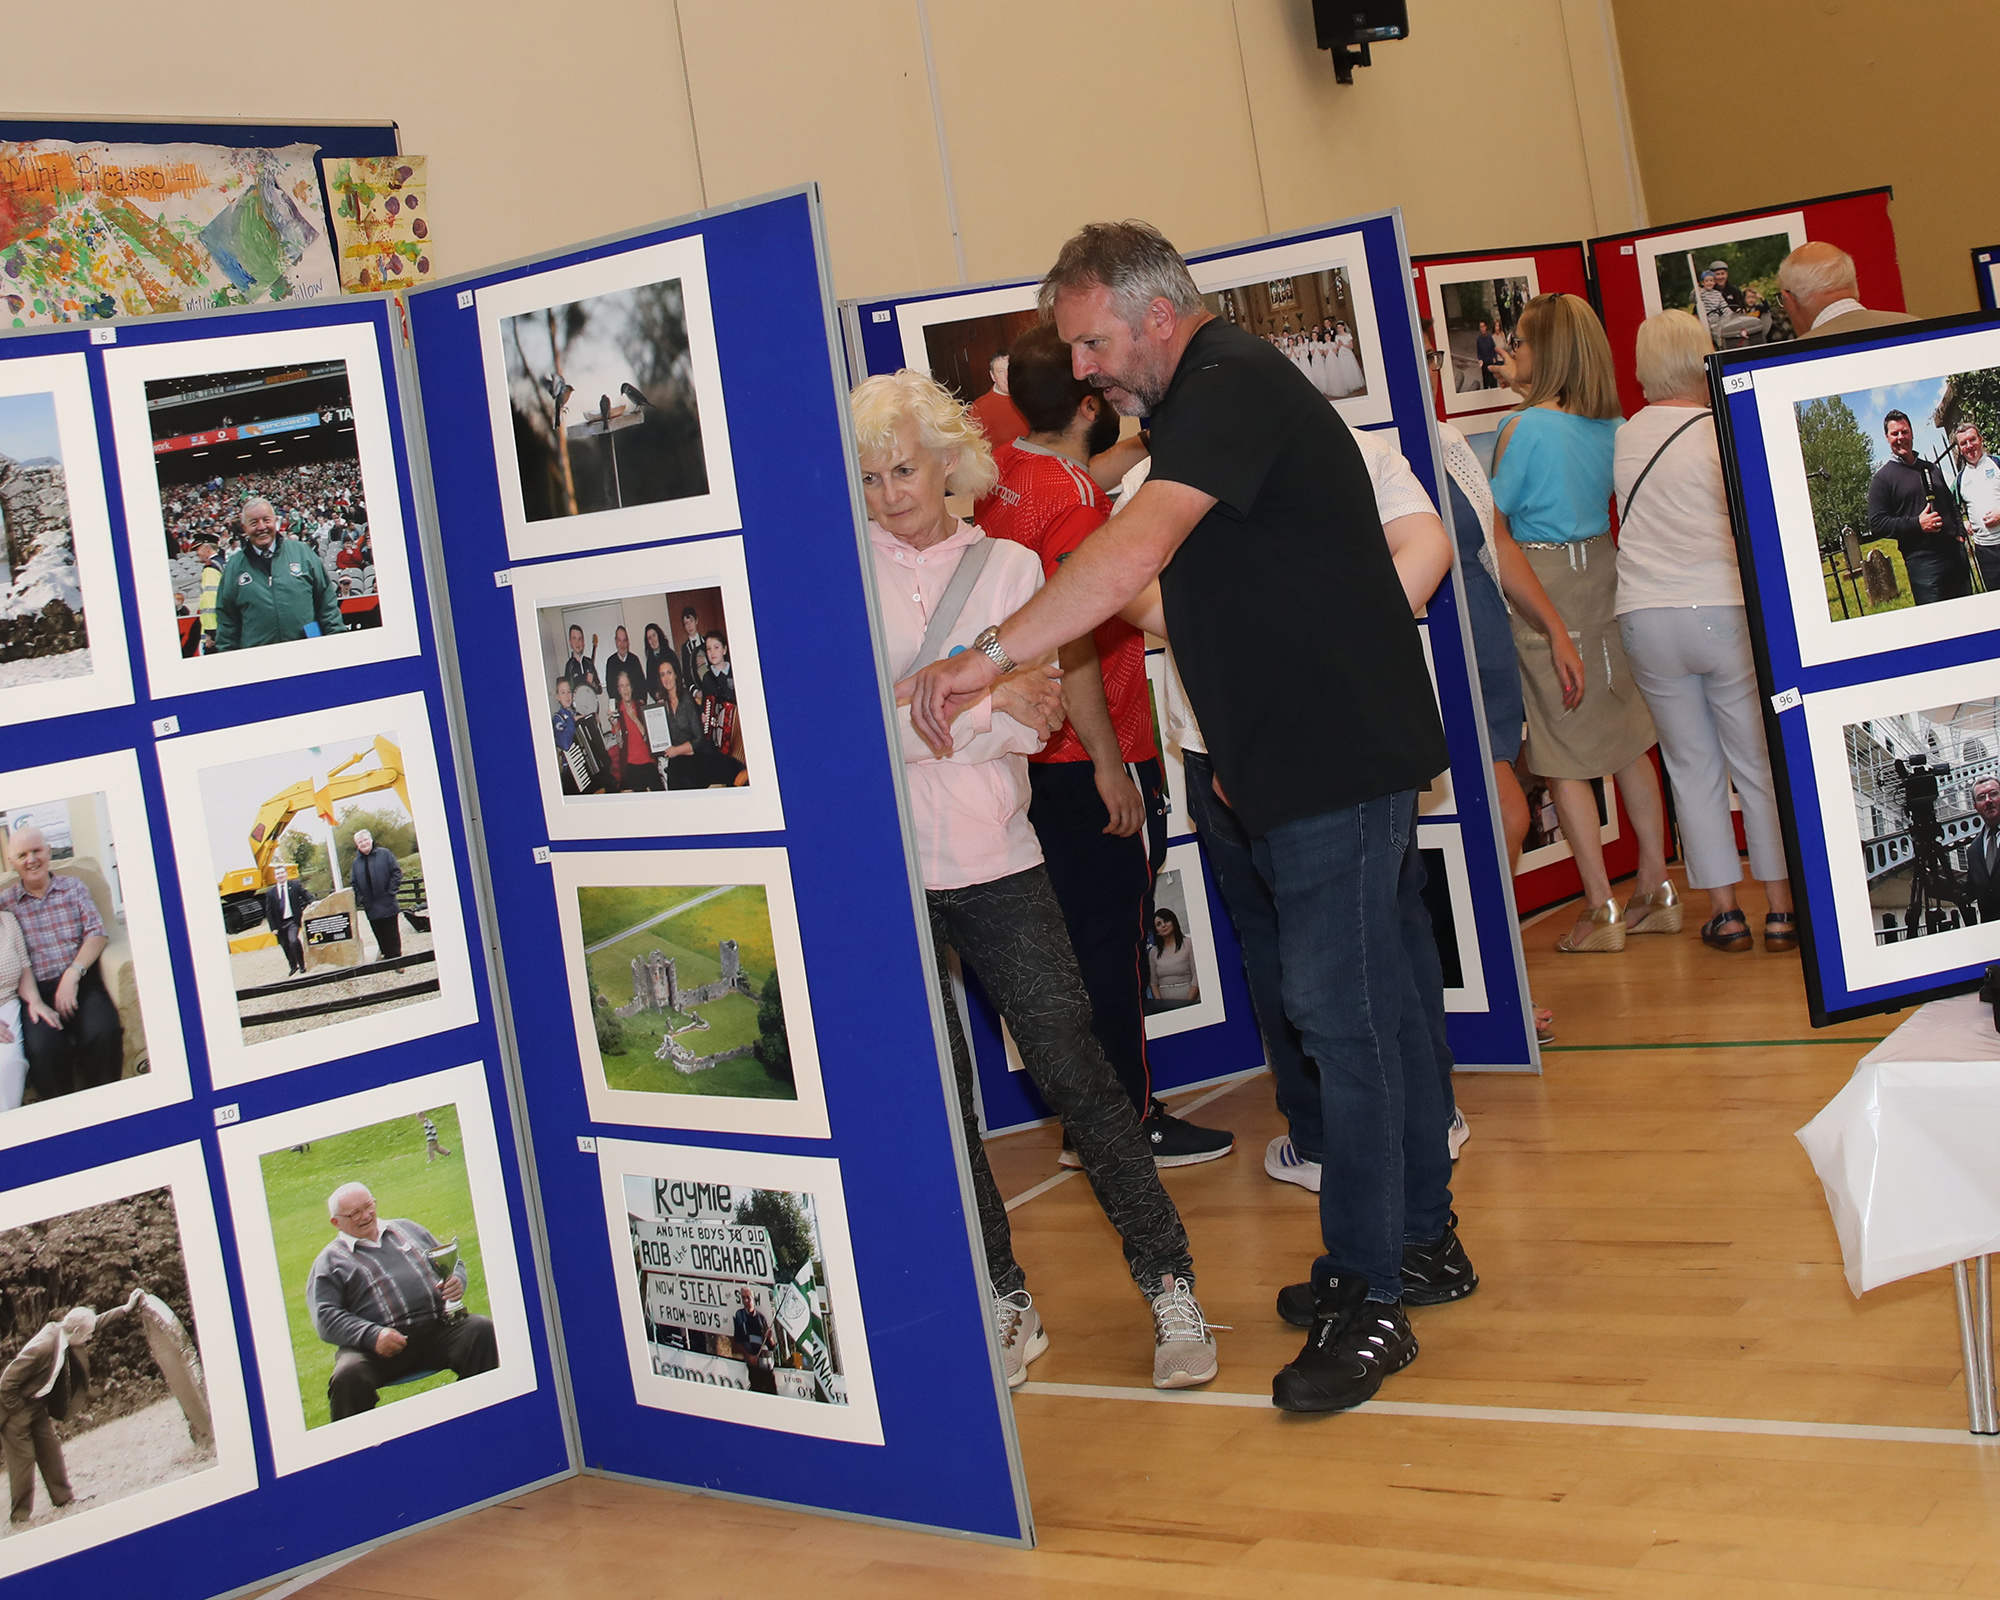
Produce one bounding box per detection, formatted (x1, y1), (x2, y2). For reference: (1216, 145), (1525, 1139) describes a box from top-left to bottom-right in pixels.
(1764, 912), (1799, 953)
(1701, 910), (1752, 953)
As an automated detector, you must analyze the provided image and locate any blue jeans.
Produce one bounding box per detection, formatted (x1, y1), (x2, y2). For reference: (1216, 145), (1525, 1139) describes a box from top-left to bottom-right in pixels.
(1183, 752), (1453, 1296)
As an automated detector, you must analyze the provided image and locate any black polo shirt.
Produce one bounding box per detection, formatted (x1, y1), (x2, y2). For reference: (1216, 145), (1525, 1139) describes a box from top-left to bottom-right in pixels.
(1148, 318), (1447, 836)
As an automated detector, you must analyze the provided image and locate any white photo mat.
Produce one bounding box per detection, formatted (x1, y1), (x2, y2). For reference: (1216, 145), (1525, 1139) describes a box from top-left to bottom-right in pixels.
(1419, 822), (1489, 1013)
(0, 749), (190, 1152)
(0, 351), (133, 724)
(156, 691), (479, 1087)
(0, 1143), (257, 1579)
(101, 318), (422, 698)
(215, 1062), (538, 1476)
(549, 846), (828, 1138)
(1189, 230), (1393, 429)
(1418, 625), (1454, 817)
(509, 537), (783, 839)
(1635, 211), (1808, 320)
(1143, 649), (1193, 839)
(476, 233), (739, 560)
(1801, 664), (2000, 992)
(1749, 322), (2000, 668)
(1424, 255), (1539, 424)
(596, 1137), (883, 1446)
(1144, 840), (1227, 1041)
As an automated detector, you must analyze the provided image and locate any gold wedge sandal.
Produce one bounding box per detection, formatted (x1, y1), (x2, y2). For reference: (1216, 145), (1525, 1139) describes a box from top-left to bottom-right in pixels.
(1625, 880), (1683, 936)
(1555, 898), (1625, 953)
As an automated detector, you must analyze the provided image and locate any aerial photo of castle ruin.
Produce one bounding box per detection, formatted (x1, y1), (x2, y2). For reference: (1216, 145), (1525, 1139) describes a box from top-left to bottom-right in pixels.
(576, 883), (794, 1101)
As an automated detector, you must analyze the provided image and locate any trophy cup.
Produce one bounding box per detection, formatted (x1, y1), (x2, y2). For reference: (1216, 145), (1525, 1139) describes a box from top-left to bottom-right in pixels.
(426, 1238), (466, 1323)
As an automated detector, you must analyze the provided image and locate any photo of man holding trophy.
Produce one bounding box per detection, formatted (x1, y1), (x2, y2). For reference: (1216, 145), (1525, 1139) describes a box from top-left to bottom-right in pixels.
(307, 1180), (498, 1421)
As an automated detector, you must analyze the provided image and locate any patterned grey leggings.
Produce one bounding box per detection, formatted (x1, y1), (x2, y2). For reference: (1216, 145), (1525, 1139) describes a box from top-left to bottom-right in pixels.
(928, 866), (1194, 1297)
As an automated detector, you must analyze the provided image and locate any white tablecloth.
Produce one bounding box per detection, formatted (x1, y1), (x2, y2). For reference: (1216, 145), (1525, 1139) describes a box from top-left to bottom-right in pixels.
(1798, 995), (2000, 1294)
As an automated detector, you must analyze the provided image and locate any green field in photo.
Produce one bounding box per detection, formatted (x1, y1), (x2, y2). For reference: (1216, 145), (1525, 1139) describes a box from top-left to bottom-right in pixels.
(259, 1105), (486, 1431)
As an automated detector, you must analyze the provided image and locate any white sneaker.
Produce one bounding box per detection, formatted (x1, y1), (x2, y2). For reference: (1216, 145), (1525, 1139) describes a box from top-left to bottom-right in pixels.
(1263, 1134), (1322, 1192)
(1150, 1277), (1220, 1389)
(1447, 1107), (1470, 1160)
(992, 1289), (1047, 1389)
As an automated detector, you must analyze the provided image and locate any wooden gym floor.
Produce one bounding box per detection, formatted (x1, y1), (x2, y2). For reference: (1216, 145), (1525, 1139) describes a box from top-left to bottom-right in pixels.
(292, 870), (2000, 1599)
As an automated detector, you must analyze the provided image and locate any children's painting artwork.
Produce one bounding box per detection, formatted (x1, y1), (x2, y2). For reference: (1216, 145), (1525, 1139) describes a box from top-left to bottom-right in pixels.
(0, 141), (340, 327)
(322, 156), (432, 294)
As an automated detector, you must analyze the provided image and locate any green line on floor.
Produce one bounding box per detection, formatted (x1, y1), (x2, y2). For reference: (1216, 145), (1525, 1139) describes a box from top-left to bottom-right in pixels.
(1543, 1037), (1886, 1052)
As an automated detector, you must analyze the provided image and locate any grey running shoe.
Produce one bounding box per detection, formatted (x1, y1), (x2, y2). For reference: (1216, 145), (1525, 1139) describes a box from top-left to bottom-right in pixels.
(993, 1290), (1047, 1389)
(1150, 1276), (1220, 1389)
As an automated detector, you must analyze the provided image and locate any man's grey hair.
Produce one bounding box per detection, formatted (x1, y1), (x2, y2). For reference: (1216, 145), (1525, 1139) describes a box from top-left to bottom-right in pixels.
(328, 1181), (373, 1219)
(1038, 220), (1204, 327)
(1777, 244), (1859, 304)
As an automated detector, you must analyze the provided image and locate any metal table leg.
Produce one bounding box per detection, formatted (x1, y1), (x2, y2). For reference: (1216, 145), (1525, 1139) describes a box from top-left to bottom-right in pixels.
(1952, 1256), (1998, 1434)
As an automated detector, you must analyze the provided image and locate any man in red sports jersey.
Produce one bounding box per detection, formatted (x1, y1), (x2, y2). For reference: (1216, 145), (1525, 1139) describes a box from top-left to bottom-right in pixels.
(976, 325), (1232, 1167)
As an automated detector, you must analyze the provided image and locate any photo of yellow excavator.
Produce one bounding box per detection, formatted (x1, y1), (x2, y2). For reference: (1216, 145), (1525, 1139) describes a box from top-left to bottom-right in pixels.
(218, 735), (414, 952)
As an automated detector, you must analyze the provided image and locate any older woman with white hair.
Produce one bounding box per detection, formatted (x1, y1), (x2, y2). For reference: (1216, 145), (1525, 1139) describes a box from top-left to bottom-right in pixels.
(851, 370), (1219, 1393)
(1614, 310), (1795, 952)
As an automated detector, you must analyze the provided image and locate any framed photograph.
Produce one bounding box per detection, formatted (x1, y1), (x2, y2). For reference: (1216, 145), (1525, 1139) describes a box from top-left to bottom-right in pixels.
(1798, 664), (2000, 994)
(478, 232), (738, 560)
(1636, 211), (1807, 349)
(1189, 229), (1392, 429)
(0, 1143), (255, 1578)
(0, 750), (189, 1152)
(101, 319), (421, 698)
(155, 692), (478, 1087)
(0, 352), (132, 724)
(550, 847), (827, 1139)
(215, 1063), (537, 1476)
(892, 288), (1041, 406)
(596, 1136), (881, 1445)
(1514, 766), (1619, 875)
(1423, 256), (1539, 424)
(512, 537), (782, 838)
(1418, 822), (1488, 1013)
(1143, 650), (1193, 839)
(1745, 322), (2000, 667)
(1143, 842), (1225, 1041)
(1417, 627), (1454, 817)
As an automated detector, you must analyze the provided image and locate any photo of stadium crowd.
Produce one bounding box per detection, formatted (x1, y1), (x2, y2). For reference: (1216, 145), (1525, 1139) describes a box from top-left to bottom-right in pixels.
(142, 361), (383, 657)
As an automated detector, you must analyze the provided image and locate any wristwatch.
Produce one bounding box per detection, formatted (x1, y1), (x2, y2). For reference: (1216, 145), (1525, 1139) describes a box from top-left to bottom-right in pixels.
(971, 625), (1016, 675)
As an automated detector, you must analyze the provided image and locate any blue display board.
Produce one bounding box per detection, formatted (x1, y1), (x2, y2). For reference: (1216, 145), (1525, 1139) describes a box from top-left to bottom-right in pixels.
(1713, 310), (2000, 1024)
(0, 294), (570, 1598)
(404, 189), (1029, 1541)
(842, 207), (1538, 1114)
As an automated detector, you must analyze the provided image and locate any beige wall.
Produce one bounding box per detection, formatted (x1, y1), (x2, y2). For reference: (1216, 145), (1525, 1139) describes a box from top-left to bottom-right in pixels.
(1613, 0), (1999, 319)
(14, 0), (1640, 301)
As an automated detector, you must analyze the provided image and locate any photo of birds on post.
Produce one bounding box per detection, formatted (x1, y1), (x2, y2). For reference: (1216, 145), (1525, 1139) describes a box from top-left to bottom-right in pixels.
(502, 280), (709, 522)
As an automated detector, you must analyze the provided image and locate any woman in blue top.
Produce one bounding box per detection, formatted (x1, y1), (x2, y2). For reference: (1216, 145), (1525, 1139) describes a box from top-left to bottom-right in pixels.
(1490, 294), (1672, 956)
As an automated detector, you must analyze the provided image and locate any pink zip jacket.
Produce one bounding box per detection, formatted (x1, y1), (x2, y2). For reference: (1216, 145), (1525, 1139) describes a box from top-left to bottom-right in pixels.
(869, 517), (1048, 890)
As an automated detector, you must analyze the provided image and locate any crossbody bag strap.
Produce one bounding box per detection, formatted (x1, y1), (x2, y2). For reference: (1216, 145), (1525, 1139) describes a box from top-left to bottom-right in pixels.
(1619, 410), (1712, 525)
(902, 534), (995, 679)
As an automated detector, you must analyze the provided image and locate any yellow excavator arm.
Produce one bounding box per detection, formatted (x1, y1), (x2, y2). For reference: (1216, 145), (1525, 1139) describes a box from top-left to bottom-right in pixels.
(218, 736), (412, 900)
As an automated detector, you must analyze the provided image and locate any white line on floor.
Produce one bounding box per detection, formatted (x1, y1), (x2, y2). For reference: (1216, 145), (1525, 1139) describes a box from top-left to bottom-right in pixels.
(259, 1557), (356, 1598)
(1001, 1074), (1261, 1212)
(1015, 1380), (2000, 1447)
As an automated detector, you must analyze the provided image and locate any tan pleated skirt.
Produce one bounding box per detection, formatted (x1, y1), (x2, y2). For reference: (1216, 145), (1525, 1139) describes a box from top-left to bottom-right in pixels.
(1510, 536), (1657, 779)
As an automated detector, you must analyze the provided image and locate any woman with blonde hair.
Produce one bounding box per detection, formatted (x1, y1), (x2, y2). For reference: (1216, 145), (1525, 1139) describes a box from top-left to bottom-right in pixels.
(1491, 292), (1673, 954)
(1615, 311), (1795, 951)
(850, 369), (1220, 1394)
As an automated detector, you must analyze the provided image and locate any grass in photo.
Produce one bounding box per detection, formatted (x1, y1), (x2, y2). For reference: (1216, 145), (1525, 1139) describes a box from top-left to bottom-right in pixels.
(579, 884), (793, 1101)
(257, 1104), (487, 1431)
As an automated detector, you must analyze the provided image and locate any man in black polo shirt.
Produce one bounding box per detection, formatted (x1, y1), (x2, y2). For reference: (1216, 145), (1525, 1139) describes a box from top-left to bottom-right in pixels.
(1867, 409), (1971, 606)
(905, 220), (1470, 1414)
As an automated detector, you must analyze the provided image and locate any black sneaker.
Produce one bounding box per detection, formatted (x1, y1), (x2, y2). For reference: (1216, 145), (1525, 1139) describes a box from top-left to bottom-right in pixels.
(1274, 1213), (1478, 1323)
(1142, 1101), (1234, 1167)
(1400, 1211), (1478, 1306)
(1271, 1275), (1416, 1413)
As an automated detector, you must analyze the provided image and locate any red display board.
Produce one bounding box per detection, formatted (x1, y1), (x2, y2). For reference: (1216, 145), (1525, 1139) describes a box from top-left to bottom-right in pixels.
(1411, 241), (1590, 434)
(1589, 187), (1904, 416)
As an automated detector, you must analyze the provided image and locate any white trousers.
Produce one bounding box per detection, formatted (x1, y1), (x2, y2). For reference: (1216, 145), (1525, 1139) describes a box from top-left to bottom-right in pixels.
(1618, 605), (1788, 890)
